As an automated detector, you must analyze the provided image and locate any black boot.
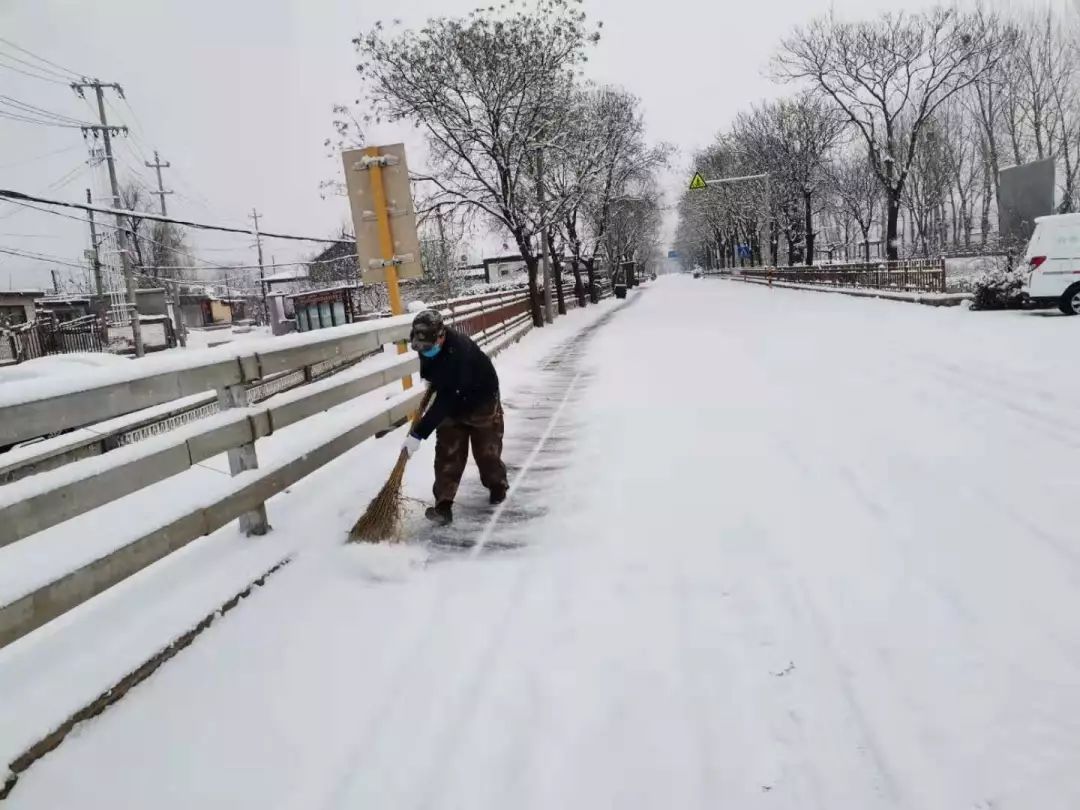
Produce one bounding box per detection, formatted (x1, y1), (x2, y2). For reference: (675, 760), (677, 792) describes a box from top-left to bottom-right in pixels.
(489, 486), (507, 505)
(425, 501), (453, 526)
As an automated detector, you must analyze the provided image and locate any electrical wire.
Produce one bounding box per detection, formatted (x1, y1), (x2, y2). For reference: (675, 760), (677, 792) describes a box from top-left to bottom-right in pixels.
(119, 97), (149, 139)
(0, 58), (70, 86)
(0, 94), (90, 126)
(3, 195), (263, 274)
(45, 162), (89, 193)
(0, 245), (86, 269)
(0, 36), (84, 79)
(0, 143), (83, 170)
(0, 110), (88, 128)
(0, 188), (352, 244)
(105, 99), (149, 160)
(0, 49), (71, 81)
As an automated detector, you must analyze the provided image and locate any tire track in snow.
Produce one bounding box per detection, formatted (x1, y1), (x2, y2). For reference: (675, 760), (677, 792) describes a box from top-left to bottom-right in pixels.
(313, 300), (634, 810)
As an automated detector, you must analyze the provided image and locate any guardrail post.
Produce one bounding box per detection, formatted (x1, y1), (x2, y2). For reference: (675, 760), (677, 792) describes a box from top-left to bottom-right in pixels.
(216, 382), (269, 536)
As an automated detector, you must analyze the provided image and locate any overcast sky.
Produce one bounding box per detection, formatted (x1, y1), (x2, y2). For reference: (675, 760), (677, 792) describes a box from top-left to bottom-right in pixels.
(1, 0), (991, 292)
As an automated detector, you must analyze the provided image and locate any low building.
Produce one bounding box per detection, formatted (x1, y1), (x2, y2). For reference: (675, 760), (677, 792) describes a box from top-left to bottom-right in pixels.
(37, 295), (94, 322)
(209, 298), (234, 324)
(263, 266), (311, 296)
(288, 285), (365, 333)
(0, 290), (44, 327)
(178, 291), (240, 328)
(307, 241), (358, 287)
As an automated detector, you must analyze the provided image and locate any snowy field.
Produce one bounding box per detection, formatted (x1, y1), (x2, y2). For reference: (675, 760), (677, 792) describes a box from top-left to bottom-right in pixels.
(5, 277), (1080, 809)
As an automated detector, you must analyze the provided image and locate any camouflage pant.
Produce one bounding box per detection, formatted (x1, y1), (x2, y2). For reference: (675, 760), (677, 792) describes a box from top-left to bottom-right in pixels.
(433, 397), (508, 505)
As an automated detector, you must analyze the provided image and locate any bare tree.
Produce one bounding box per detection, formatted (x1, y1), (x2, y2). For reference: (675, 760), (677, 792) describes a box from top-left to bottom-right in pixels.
(575, 87), (664, 301)
(827, 149), (879, 261)
(733, 94), (843, 265)
(903, 117), (952, 256)
(352, 1), (602, 326)
(118, 181), (192, 285)
(682, 137), (772, 266)
(774, 8), (1012, 260)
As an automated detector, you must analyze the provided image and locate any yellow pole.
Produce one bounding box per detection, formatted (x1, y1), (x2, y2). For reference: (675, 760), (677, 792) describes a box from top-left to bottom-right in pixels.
(365, 146), (412, 391)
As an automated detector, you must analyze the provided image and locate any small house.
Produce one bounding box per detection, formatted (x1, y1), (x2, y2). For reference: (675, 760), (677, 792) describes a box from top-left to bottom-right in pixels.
(287, 285), (364, 333)
(0, 290), (44, 327)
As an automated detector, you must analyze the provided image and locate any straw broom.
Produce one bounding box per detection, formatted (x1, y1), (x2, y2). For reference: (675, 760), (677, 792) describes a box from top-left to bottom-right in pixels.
(348, 386), (435, 543)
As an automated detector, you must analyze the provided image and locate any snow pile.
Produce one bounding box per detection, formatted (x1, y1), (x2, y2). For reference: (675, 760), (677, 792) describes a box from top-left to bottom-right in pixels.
(406, 300), (427, 314)
(0, 352), (129, 385)
(338, 541), (429, 582)
(970, 266), (1027, 310)
(182, 325), (272, 350)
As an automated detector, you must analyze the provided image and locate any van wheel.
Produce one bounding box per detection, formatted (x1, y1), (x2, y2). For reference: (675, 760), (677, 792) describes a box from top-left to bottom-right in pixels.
(1060, 283), (1080, 316)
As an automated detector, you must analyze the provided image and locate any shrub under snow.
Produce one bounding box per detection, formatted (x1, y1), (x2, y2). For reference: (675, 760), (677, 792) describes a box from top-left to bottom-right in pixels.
(970, 267), (1027, 311)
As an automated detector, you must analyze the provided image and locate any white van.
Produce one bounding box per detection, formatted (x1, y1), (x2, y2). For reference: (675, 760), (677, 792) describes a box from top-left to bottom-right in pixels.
(1022, 213), (1080, 315)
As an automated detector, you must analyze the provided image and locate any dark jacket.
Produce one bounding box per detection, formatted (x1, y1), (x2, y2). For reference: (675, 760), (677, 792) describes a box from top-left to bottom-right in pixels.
(412, 328), (499, 440)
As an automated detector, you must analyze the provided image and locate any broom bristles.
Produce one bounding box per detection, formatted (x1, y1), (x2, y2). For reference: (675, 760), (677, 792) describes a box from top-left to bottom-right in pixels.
(347, 386), (435, 544)
(348, 450), (409, 543)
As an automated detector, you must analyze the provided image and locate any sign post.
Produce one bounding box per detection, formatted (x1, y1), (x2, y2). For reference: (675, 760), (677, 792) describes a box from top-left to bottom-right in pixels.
(342, 143), (422, 390)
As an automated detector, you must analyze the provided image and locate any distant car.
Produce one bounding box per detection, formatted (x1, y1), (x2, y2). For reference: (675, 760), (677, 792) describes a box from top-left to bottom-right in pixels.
(692, 269), (702, 279)
(1021, 213), (1080, 315)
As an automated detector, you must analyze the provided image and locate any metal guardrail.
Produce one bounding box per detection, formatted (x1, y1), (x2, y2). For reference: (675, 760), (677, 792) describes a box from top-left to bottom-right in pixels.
(0, 292), (541, 649)
(0, 287), (570, 483)
(709, 258), (948, 293)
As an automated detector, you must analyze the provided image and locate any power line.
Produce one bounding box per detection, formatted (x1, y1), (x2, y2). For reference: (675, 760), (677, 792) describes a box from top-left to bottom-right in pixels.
(0, 188), (352, 245)
(119, 97), (149, 139)
(0, 49), (71, 81)
(0, 110), (89, 128)
(0, 58), (69, 85)
(0, 245), (86, 270)
(0, 37), (83, 79)
(104, 97), (151, 163)
(4, 195), (343, 274)
(45, 162), (90, 193)
(0, 94), (90, 126)
(0, 143), (83, 170)
(5, 194), (256, 272)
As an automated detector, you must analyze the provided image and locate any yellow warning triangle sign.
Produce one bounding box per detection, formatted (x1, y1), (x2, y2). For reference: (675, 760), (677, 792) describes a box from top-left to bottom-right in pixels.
(689, 172), (707, 191)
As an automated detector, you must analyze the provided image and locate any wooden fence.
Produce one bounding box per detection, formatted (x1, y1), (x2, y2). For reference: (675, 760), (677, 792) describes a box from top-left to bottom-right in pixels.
(3, 317), (107, 362)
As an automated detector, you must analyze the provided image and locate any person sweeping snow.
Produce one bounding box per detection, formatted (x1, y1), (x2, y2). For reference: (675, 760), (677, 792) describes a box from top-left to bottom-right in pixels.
(402, 309), (508, 526)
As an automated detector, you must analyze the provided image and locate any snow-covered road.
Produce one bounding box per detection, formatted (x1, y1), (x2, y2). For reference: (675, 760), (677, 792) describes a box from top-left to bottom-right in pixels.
(8, 277), (1080, 809)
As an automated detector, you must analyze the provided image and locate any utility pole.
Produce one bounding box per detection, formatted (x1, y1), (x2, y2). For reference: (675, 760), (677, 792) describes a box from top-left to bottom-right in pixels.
(51, 269), (61, 295)
(536, 148), (554, 324)
(86, 188), (104, 296)
(144, 150), (186, 347)
(144, 151), (173, 213)
(250, 209), (268, 324)
(72, 79), (143, 357)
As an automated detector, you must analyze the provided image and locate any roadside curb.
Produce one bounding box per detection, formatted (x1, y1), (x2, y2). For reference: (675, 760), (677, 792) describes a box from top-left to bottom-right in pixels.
(712, 275), (972, 307)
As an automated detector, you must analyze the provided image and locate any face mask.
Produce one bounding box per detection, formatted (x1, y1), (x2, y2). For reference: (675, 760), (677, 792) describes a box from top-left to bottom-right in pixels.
(421, 343), (441, 359)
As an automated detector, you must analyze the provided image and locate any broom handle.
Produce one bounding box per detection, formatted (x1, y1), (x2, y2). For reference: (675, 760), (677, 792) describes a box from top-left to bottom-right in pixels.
(409, 386), (435, 430)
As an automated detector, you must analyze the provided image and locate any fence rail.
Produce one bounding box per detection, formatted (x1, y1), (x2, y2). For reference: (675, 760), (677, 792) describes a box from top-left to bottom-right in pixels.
(0, 286), (569, 649)
(0, 287), (584, 483)
(710, 258), (948, 293)
(3, 317), (107, 363)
